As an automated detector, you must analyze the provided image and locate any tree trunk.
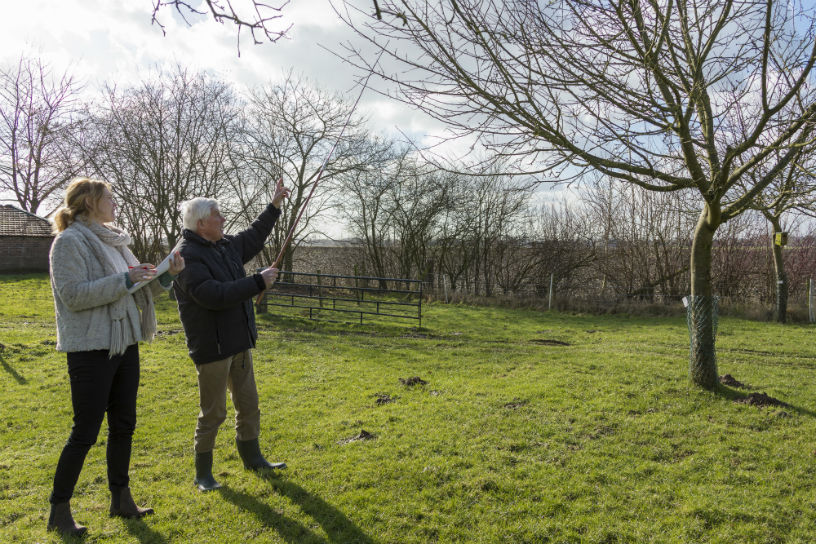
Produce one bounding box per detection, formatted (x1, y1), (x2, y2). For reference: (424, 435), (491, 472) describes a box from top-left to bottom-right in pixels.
(770, 218), (788, 324)
(688, 203), (720, 390)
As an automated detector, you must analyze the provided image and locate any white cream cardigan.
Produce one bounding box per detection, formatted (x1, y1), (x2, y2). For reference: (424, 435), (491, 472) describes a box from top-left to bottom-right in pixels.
(49, 223), (164, 354)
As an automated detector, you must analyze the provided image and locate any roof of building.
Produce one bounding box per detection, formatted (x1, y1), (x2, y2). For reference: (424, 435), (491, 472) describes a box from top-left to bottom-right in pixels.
(0, 205), (53, 237)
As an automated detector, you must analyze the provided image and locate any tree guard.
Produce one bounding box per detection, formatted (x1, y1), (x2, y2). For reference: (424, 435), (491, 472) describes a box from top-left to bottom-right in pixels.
(685, 295), (719, 389)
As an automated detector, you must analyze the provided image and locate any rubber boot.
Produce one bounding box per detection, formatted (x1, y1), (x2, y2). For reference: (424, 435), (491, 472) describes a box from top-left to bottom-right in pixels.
(194, 451), (222, 492)
(47, 501), (87, 537)
(110, 486), (154, 519)
(236, 438), (286, 471)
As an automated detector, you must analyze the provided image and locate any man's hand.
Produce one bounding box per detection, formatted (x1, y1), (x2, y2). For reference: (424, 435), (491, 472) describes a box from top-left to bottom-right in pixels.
(260, 266), (279, 288)
(168, 251), (185, 275)
(271, 178), (290, 209)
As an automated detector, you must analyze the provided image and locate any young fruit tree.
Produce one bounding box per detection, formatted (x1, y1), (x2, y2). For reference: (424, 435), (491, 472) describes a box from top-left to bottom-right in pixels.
(334, 0), (816, 389)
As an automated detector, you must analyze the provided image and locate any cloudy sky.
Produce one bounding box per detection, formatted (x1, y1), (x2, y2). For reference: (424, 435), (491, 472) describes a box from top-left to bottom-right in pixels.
(0, 0), (435, 142)
(0, 0), (566, 234)
(0, 0), (465, 234)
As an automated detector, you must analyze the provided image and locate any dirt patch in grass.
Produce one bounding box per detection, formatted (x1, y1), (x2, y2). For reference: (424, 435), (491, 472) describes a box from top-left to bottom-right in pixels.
(736, 392), (788, 408)
(400, 376), (428, 386)
(720, 374), (749, 388)
(530, 339), (570, 346)
(375, 393), (396, 405)
(721, 375), (787, 408)
(503, 399), (528, 410)
(338, 430), (376, 445)
(155, 329), (183, 337)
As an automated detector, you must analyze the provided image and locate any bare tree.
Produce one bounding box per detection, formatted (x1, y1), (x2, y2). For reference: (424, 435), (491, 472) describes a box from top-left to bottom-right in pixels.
(233, 73), (373, 272)
(338, 0), (816, 389)
(0, 56), (85, 214)
(336, 141), (406, 287)
(747, 145), (816, 322)
(151, 0), (292, 54)
(584, 180), (695, 301)
(780, 218), (816, 312)
(340, 150), (459, 285)
(527, 201), (596, 299)
(386, 157), (458, 282)
(84, 66), (239, 262)
(435, 176), (479, 292)
(463, 168), (532, 296)
(709, 210), (767, 305)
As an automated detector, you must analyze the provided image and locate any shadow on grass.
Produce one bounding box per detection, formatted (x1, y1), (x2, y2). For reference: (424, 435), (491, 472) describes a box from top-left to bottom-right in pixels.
(220, 477), (377, 544)
(263, 477), (377, 544)
(218, 485), (327, 544)
(123, 517), (168, 544)
(714, 384), (816, 417)
(0, 352), (27, 384)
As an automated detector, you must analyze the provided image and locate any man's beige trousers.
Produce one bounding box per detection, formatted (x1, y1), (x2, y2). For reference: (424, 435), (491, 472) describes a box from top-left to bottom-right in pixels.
(194, 350), (261, 453)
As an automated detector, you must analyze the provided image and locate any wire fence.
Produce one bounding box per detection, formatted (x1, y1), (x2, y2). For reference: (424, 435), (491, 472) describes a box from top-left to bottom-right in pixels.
(275, 243), (816, 322)
(421, 273), (816, 322)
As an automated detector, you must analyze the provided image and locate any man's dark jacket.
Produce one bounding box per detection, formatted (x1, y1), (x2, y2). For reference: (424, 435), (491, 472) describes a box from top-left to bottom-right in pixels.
(173, 203), (280, 365)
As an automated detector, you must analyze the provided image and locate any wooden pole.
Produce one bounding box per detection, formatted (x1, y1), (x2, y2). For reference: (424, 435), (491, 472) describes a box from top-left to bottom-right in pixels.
(548, 273), (554, 311)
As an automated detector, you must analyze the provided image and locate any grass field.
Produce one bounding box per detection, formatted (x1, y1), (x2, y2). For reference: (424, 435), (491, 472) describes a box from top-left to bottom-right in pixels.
(2, 274), (816, 543)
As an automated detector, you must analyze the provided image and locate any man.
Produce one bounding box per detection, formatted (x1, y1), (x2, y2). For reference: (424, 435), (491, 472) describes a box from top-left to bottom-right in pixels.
(173, 180), (289, 491)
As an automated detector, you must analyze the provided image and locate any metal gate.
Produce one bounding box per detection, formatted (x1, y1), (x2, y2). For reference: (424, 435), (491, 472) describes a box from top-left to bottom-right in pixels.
(256, 271), (423, 327)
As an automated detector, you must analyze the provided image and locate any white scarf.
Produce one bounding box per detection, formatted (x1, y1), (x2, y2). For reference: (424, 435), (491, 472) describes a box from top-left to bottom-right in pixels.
(73, 218), (157, 356)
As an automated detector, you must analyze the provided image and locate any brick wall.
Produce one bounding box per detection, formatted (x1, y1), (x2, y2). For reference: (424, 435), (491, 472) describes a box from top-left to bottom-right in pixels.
(0, 236), (54, 272)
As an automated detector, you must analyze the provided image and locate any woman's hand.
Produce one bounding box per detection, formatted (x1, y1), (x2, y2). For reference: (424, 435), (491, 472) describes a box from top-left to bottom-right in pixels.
(128, 264), (156, 284)
(168, 251), (185, 275)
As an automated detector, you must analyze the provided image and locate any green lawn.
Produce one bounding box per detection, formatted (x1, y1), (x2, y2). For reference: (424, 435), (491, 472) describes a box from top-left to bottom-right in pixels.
(1, 274), (816, 543)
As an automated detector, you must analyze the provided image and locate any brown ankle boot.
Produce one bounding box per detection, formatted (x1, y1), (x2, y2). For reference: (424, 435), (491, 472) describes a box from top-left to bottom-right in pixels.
(47, 501), (87, 536)
(109, 487), (154, 519)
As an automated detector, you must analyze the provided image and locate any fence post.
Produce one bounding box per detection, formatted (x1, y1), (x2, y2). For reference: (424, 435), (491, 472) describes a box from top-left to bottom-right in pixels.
(354, 265), (361, 304)
(317, 269), (323, 308)
(419, 281), (423, 327)
(443, 275), (449, 303)
(548, 273), (554, 311)
(810, 277), (814, 324)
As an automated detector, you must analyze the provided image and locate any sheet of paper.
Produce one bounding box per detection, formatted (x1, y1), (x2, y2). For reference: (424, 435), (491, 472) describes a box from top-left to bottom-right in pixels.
(127, 251), (174, 294)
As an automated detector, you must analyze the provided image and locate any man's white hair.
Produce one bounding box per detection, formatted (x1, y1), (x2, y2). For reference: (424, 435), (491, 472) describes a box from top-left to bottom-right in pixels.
(180, 197), (219, 231)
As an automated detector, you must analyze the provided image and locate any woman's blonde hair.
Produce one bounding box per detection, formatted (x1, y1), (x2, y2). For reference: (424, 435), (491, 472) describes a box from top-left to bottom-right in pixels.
(52, 177), (112, 233)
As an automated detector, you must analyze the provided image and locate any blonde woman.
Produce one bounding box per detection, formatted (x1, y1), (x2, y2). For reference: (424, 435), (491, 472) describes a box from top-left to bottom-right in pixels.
(47, 178), (184, 536)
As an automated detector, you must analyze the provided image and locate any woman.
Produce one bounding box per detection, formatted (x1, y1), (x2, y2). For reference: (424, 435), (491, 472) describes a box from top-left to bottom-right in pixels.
(47, 177), (184, 536)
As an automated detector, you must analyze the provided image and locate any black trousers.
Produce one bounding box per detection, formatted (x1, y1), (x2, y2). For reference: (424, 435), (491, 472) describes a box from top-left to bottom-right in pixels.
(50, 344), (140, 504)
